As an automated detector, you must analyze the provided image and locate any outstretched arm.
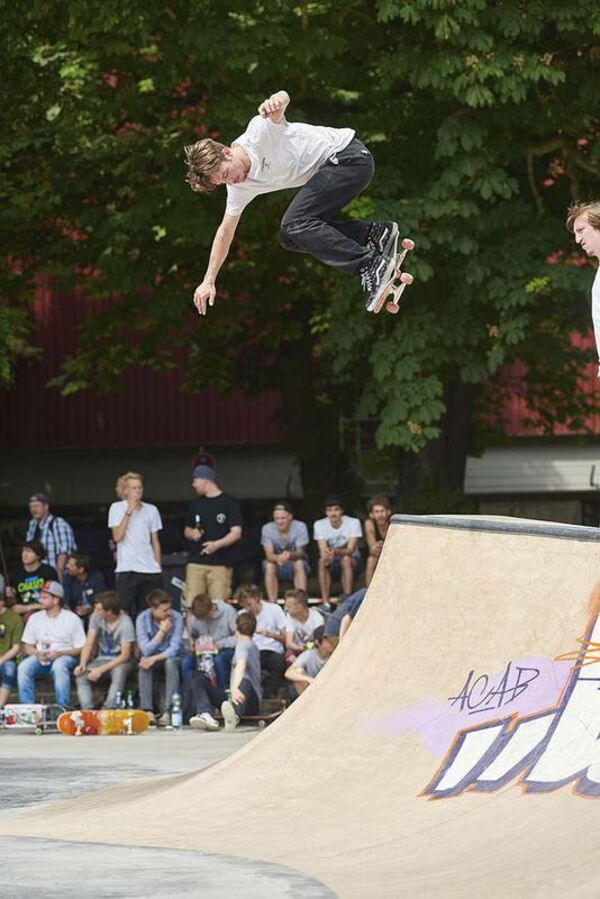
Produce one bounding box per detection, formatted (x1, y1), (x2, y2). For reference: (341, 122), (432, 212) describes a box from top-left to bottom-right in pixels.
(258, 90), (290, 124)
(193, 213), (241, 315)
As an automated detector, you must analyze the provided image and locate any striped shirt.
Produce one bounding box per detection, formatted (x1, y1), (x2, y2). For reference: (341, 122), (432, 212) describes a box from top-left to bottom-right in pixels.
(26, 515), (77, 568)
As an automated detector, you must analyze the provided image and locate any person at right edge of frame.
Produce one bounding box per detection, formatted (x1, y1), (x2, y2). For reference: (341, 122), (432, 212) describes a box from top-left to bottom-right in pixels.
(567, 200), (600, 378)
(184, 90), (400, 316)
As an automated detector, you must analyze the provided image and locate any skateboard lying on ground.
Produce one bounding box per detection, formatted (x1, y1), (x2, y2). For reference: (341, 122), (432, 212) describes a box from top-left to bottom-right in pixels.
(217, 698), (287, 730)
(57, 709), (150, 736)
(371, 232), (415, 315)
(0, 703), (65, 734)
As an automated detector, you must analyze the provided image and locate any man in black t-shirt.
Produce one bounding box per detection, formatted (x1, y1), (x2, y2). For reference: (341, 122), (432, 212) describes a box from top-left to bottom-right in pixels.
(182, 464), (242, 608)
(5, 541), (58, 618)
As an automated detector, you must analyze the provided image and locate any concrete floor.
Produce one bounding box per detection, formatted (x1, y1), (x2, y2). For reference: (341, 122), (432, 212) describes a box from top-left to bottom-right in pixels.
(1, 728), (336, 898)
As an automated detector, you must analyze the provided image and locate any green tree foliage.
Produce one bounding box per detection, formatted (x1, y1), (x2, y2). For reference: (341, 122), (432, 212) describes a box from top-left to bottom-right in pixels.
(1, 1), (599, 497)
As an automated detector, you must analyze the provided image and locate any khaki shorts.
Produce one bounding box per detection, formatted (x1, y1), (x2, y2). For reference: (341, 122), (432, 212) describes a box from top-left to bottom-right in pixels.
(184, 563), (233, 607)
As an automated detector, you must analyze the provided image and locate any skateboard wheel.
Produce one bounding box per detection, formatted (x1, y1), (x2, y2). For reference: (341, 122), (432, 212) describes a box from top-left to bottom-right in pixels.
(258, 720), (266, 729)
(401, 238), (415, 251)
(386, 302), (400, 315)
(400, 273), (413, 284)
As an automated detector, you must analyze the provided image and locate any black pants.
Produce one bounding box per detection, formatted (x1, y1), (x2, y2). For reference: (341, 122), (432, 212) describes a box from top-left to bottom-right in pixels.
(279, 137), (375, 275)
(115, 571), (163, 620)
(188, 671), (259, 718)
(260, 649), (287, 699)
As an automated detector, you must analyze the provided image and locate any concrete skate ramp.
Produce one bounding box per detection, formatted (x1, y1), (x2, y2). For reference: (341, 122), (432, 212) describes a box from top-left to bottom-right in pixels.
(4, 515), (600, 898)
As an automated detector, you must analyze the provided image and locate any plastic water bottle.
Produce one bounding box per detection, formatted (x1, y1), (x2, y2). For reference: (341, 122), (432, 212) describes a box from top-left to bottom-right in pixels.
(40, 634), (52, 666)
(115, 691), (125, 710)
(126, 690), (136, 709)
(171, 692), (183, 730)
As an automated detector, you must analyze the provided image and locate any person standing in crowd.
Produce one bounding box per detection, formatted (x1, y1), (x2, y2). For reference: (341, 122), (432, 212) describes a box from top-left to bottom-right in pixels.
(235, 584), (287, 698)
(261, 501), (310, 601)
(136, 588), (184, 725)
(364, 495), (393, 586)
(313, 494), (363, 603)
(25, 493), (77, 580)
(283, 589), (324, 663)
(183, 463), (242, 607)
(62, 553), (107, 623)
(0, 591), (24, 706)
(108, 473), (129, 562)
(5, 541), (57, 618)
(17, 580), (85, 707)
(108, 472), (163, 620)
(285, 626), (336, 698)
(74, 591), (136, 709)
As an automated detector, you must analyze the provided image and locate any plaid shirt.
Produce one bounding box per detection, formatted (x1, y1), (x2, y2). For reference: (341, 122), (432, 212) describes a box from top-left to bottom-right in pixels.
(26, 515), (77, 568)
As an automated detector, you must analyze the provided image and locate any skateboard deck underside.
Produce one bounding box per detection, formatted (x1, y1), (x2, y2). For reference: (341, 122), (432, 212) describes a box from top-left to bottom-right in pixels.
(57, 709), (150, 736)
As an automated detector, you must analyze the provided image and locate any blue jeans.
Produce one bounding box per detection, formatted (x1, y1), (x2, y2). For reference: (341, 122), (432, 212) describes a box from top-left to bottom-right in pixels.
(0, 660), (17, 690)
(18, 655), (77, 706)
(181, 648), (234, 690)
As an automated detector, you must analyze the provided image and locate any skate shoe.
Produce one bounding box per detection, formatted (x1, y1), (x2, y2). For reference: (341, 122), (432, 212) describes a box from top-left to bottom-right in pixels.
(368, 221), (398, 255)
(221, 700), (240, 732)
(189, 712), (220, 731)
(361, 252), (396, 313)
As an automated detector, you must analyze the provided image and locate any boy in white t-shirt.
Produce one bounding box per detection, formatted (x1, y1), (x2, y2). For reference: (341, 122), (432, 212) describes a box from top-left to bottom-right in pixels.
(283, 589), (324, 663)
(184, 90), (400, 316)
(313, 494), (363, 603)
(108, 471), (163, 620)
(567, 201), (600, 377)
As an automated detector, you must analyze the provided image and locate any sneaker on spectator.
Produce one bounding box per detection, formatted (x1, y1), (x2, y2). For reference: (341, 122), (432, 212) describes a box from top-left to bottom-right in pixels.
(189, 712), (220, 731)
(221, 700), (240, 732)
(145, 710), (157, 726)
(157, 711), (171, 727)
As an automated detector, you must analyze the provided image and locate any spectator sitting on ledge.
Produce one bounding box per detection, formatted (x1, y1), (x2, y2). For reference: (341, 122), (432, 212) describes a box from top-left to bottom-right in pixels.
(261, 501), (310, 601)
(74, 591), (136, 709)
(285, 626), (336, 698)
(235, 584), (287, 699)
(0, 591), (24, 707)
(283, 589), (324, 663)
(136, 588), (184, 726)
(313, 494), (363, 603)
(181, 592), (237, 690)
(364, 495), (392, 586)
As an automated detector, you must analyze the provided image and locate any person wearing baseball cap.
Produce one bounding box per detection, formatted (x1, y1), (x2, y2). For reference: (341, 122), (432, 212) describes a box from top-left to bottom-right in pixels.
(17, 579), (86, 707)
(182, 461), (243, 607)
(25, 493), (77, 580)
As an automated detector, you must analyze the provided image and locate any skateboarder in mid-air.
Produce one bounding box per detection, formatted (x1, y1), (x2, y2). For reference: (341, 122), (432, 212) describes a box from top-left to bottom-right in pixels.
(184, 89), (407, 315)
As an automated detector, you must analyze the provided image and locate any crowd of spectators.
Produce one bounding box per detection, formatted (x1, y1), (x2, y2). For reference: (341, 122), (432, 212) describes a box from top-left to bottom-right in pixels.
(0, 462), (394, 730)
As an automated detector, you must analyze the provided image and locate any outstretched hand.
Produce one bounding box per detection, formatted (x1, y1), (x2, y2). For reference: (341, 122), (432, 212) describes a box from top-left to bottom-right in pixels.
(193, 280), (216, 316)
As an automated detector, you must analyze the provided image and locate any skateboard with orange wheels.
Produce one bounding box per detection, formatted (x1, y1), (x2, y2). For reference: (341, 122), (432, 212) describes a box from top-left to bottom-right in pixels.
(57, 709), (150, 736)
(372, 234), (415, 315)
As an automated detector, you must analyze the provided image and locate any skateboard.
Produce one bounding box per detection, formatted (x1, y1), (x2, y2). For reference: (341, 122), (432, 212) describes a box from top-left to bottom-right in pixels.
(0, 703), (65, 734)
(217, 698), (287, 729)
(371, 232), (415, 315)
(57, 709), (150, 736)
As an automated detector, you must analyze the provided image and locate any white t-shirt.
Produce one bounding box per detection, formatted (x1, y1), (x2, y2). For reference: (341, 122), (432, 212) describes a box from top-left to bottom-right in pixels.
(225, 115), (355, 217)
(22, 609), (86, 652)
(243, 601), (287, 655)
(108, 501), (162, 574)
(285, 608), (324, 645)
(591, 267), (600, 377)
(313, 515), (363, 556)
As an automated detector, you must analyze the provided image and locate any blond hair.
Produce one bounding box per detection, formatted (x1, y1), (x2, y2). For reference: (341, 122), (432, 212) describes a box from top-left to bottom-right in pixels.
(184, 139), (227, 194)
(124, 471), (144, 485)
(566, 201), (600, 233)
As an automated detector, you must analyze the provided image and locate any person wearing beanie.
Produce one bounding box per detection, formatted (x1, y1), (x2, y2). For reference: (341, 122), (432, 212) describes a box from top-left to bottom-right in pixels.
(182, 464), (243, 606)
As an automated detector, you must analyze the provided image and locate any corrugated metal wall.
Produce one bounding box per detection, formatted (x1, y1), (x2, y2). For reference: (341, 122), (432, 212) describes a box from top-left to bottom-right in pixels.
(1, 282), (284, 450)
